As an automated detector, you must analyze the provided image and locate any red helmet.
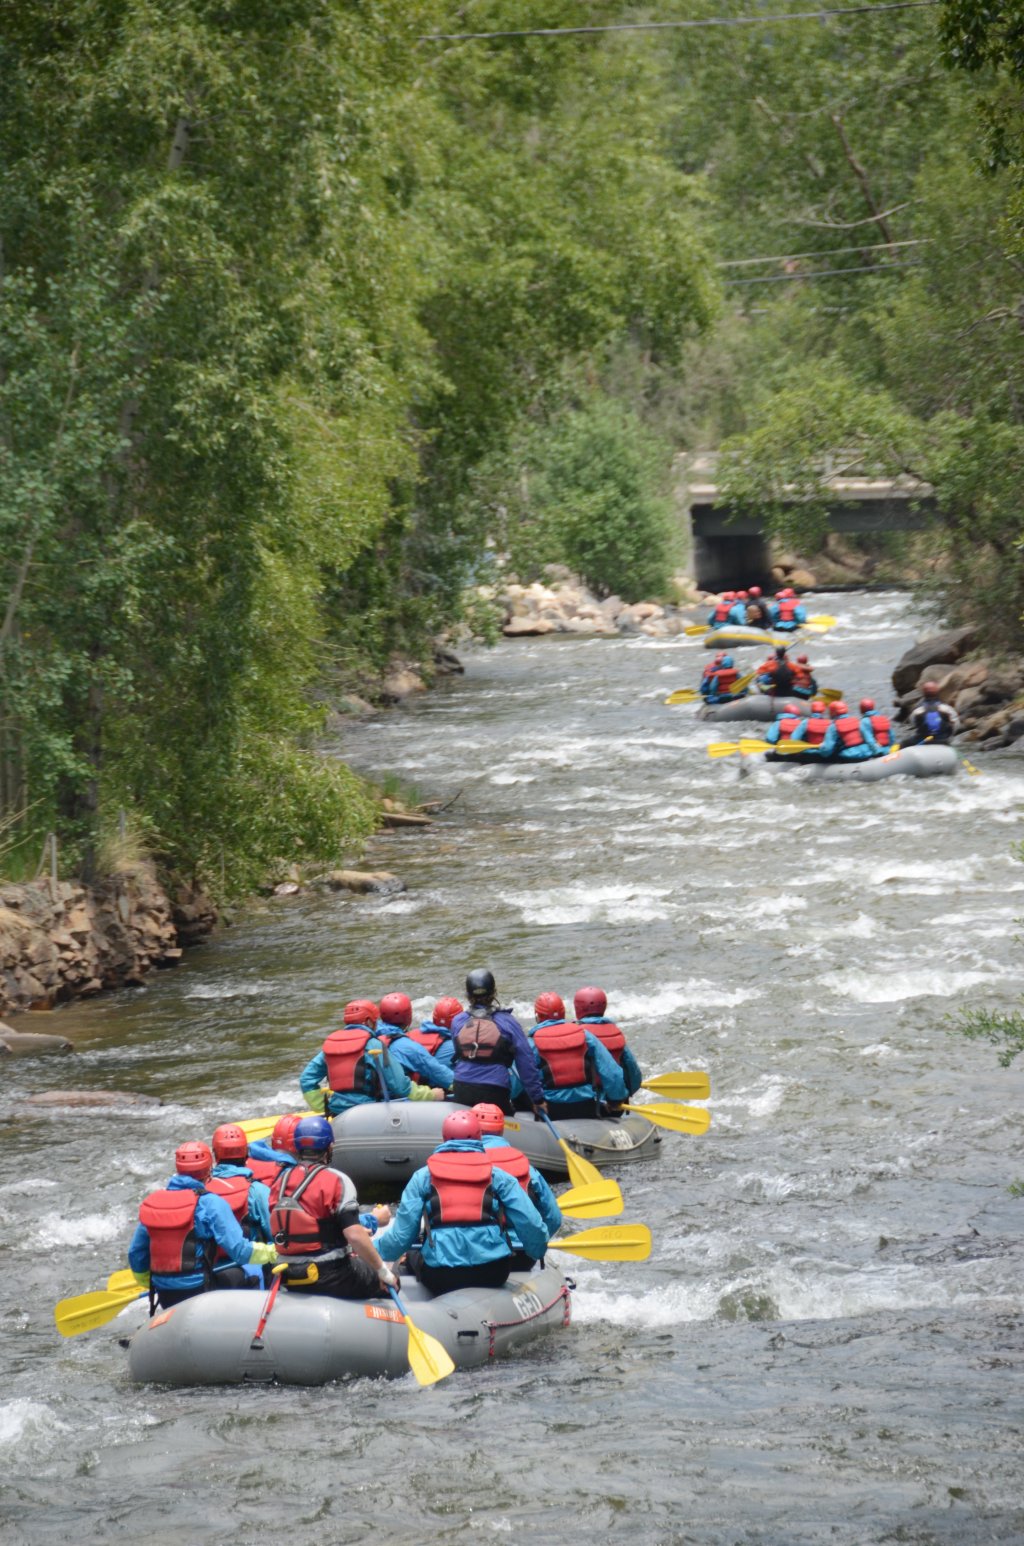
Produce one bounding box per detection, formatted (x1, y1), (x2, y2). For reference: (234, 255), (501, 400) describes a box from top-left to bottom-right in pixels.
(471, 1102), (506, 1136)
(829, 700), (848, 718)
(723, 591), (736, 600)
(922, 680), (939, 697)
(775, 590), (785, 600)
(442, 1110), (481, 1142)
(749, 585), (762, 597)
(534, 991), (565, 1022)
(211, 1123), (248, 1163)
(379, 991), (413, 1028)
(810, 699), (826, 714)
(796, 654), (809, 664)
(714, 651), (726, 664)
(271, 1113), (302, 1153)
(432, 996), (463, 1029)
(343, 998), (378, 1026)
(736, 590), (749, 600)
(784, 587), (797, 598)
(860, 698), (875, 713)
(574, 986), (607, 1018)
(782, 702), (800, 715)
(175, 1141), (213, 1181)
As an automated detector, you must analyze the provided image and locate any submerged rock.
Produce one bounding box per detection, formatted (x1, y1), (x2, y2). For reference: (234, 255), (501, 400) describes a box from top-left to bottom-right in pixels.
(24, 1089), (163, 1108)
(323, 870), (406, 895)
(0, 1026), (73, 1056)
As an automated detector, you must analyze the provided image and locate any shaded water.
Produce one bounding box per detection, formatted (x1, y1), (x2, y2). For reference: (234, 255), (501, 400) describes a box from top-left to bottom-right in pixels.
(2, 592), (1024, 1545)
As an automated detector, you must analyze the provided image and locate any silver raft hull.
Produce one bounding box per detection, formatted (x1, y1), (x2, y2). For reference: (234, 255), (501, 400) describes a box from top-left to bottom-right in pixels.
(126, 1264), (570, 1385)
(330, 1103), (660, 1188)
(698, 696), (775, 723)
(802, 744), (958, 781)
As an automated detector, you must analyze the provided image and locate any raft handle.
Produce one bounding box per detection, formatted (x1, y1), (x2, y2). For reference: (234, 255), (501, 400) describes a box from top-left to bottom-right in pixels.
(383, 1156), (412, 1166)
(456, 1329), (480, 1340)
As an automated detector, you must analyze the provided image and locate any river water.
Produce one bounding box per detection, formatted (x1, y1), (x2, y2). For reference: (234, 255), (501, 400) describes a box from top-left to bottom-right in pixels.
(2, 591), (1024, 1546)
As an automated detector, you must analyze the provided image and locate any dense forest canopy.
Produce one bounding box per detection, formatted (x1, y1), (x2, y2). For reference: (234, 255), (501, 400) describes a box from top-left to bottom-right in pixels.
(1, 1), (1019, 892)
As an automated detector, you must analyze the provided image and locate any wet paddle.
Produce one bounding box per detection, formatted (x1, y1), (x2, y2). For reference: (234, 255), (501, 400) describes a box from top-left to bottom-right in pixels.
(237, 1112), (304, 1143)
(54, 1283), (146, 1338)
(664, 688), (699, 705)
(547, 1224), (652, 1262)
(557, 1180), (624, 1220)
(641, 1071), (710, 1100)
(388, 1285), (456, 1386)
(250, 1264), (288, 1349)
(107, 1269), (136, 1293)
(621, 1102), (711, 1135)
(537, 1109), (608, 1190)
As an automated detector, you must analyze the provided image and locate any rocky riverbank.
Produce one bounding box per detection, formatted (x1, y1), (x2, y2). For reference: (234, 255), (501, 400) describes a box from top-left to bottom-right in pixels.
(489, 574), (706, 639)
(0, 863), (215, 1020)
(891, 626), (1024, 751)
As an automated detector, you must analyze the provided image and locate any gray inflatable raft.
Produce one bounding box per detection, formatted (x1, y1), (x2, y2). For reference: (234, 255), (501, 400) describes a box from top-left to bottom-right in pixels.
(330, 1102), (660, 1189)
(800, 744), (958, 781)
(126, 1263), (570, 1385)
(703, 626), (787, 650)
(698, 696), (775, 724)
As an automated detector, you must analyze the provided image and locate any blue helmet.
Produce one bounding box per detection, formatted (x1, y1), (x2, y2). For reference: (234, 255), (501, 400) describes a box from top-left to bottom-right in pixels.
(294, 1115), (334, 1154)
(721, 655), (735, 668)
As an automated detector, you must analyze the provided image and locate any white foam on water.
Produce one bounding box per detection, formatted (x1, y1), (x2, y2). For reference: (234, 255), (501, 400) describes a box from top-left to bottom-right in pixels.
(489, 770), (537, 785)
(860, 1042), (900, 1059)
(607, 979), (757, 1019)
(821, 965), (1002, 1004)
(0, 1177), (57, 1196)
(374, 897), (423, 915)
(32, 1207), (128, 1249)
(733, 1170), (800, 1201)
(0, 1399), (69, 1454)
(184, 981), (274, 1001)
(500, 881), (675, 927)
(572, 1275), (721, 1327)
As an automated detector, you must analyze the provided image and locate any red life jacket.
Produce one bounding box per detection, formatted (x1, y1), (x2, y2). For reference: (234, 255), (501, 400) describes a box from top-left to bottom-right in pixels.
(206, 1174), (252, 1264)
(534, 1021), (591, 1089)
(834, 714), (865, 749)
(322, 1026), (377, 1097)
(407, 1027), (444, 1058)
(791, 660), (814, 690)
(486, 1143), (531, 1193)
(425, 1150), (499, 1229)
(585, 1019), (626, 1064)
(269, 1163), (347, 1257)
(776, 596), (800, 623)
(709, 666), (739, 694)
(801, 714), (830, 746)
(713, 598), (732, 622)
(776, 713), (803, 741)
(247, 1156), (287, 1186)
(138, 1187), (202, 1276)
(454, 1011), (514, 1068)
(867, 712), (892, 747)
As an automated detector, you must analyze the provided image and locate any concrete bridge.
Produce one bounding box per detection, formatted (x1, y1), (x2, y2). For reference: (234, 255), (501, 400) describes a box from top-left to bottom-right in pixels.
(679, 451), (935, 591)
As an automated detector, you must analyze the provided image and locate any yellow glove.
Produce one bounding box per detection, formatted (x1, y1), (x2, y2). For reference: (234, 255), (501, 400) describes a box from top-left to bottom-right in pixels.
(132, 1270), (151, 1290)
(303, 1088), (327, 1114)
(248, 1242), (279, 1267)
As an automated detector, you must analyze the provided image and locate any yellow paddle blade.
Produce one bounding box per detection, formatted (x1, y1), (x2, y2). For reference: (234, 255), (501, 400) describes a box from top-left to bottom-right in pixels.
(559, 1139), (604, 1189)
(807, 614), (836, 627)
(623, 1102), (711, 1135)
(548, 1224), (652, 1262)
(801, 621), (833, 634)
(106, 1269), (136, 1294)
(683, 623), (710, 636)
(664, 688), (699, 705)
(737, 738), (772, 755)
(960, 755), (982, 775)
(731, 669), (757, 695)
(771, 739), (814, 755)
(236, 1111), (307, 1142)
(642, 1071), (710, 1100)
(402, 1313), (456, 1387)
(55, 1285), (144, 1338)
(819, 688), (843, 705)
(557, 1180), (624, 1220)
(706, 741), (742, 758)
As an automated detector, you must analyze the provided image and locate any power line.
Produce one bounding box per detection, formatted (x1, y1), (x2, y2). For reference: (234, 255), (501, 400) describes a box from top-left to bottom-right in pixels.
(422, 2), (940, 44)
(724, 260), (921, 283)
(717, 238), (930, 267)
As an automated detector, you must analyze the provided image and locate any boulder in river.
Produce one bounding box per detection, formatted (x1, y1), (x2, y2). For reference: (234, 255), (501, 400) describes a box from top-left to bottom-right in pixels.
(323, 870), (406, 895)
(0, 1025), (73, 1056)
(24, 1089), (164, 1108)
(891, 626), (978, 696)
